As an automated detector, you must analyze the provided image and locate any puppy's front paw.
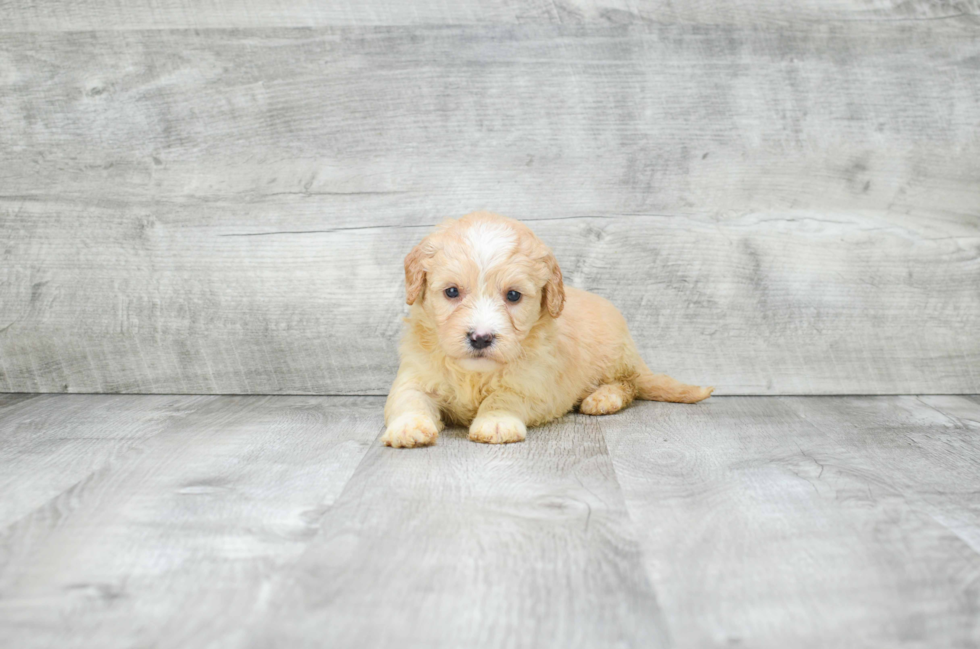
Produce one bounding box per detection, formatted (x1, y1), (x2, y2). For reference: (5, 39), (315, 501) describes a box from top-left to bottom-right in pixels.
(382, 413), (440, 448)
(468, 414), (526, 444)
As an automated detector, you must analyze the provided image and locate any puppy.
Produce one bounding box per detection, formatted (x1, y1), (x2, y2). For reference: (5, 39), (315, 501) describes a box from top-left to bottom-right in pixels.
(383, 211), (713, 447)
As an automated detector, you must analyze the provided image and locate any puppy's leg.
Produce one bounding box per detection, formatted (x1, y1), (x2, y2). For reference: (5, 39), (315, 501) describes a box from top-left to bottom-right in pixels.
(580, 381), (636, 415)
(468, 392), (527, 445)
(383, 380), (443, 448)
(634, 364), (713, 403)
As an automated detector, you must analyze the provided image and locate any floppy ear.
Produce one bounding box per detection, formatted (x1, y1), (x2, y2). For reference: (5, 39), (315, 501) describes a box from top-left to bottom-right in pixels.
(404, 242), (428, 305)
(543, 251), (565, 318)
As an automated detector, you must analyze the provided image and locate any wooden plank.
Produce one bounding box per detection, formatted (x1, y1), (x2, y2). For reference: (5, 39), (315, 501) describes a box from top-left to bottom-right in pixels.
(240, 415), (668, 648)
(0, 394), (34, 411)
(1, 394), (979, 647)
(0, 395), (381, 648)
(1, 24), (978, 395)
(1, 0), (977, 30)
(602, 397), (980, 648)
(1, 205), (976, 396)
(0, 394), (211, 527)
(792, 395), (980, 554)
(923, 394), (980, 426)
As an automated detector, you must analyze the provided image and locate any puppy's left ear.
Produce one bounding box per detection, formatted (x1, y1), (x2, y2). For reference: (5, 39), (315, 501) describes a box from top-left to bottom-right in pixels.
(404, 242), (428, 305)
(543, 251), (565, 318)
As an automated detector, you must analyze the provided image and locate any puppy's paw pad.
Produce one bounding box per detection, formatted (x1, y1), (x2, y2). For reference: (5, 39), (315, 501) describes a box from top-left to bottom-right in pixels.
(382, 414), (439, 448)
(580, 389), (625, 415)
(468, 415), (526, 444)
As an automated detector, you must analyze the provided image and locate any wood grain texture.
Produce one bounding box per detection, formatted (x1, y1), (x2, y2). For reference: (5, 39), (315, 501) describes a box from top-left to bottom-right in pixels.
(240, 413), (668, 649)
(794, 394), (980, 555)
(602, 396), (980, 648)
(1, 22), (979, 395)
(2, 394), (980, 647)
(0, 394), (209, 527)
(1, 0), (978, 30)
(0, 395), (380, 649)
(0, 395), (667, 648)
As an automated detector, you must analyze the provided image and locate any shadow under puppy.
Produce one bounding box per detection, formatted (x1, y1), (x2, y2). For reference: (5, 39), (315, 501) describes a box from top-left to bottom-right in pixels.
(384, 211), (713, 447)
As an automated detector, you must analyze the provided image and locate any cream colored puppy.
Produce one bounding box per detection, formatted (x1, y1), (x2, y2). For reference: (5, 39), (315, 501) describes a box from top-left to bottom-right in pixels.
(383, 211), (712, 447)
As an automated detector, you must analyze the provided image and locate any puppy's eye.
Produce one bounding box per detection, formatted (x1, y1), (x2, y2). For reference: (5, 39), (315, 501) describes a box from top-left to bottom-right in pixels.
(506, 290), (522, 303)
(444, 287), (459, 299)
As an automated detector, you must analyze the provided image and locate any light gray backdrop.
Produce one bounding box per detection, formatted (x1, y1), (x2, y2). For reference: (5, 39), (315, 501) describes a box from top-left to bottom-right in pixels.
(1, 1), (978, 395)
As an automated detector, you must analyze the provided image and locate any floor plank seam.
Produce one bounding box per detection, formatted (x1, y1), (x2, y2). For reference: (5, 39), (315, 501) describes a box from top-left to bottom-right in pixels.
(588, 413), (679, 648)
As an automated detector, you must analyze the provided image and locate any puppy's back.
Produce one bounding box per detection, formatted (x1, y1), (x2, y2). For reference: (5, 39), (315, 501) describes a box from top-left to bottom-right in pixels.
(555, 286), (637, 382)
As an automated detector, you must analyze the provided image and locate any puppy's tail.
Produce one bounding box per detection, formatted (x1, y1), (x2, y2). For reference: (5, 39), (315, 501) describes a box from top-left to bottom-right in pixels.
(634, 363), (713, 403)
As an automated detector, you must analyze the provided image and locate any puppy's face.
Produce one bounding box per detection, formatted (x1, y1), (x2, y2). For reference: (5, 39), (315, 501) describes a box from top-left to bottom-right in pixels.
(404, 213), (564, 371)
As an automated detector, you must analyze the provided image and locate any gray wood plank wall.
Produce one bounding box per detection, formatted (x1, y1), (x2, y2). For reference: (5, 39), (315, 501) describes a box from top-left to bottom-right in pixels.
(2, 0), (979, 29)
(1, 3), (978, 395)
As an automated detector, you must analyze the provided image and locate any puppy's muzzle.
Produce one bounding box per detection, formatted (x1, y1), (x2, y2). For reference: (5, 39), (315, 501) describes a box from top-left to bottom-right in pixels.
(467, 331), (495, 350)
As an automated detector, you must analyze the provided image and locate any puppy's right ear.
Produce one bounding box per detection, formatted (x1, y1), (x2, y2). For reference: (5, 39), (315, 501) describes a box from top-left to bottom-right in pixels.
(404, 242), (427, 305)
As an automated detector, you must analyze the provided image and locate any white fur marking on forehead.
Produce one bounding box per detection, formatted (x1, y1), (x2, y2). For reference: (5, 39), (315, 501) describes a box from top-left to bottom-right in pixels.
(465, 222), (516, 277)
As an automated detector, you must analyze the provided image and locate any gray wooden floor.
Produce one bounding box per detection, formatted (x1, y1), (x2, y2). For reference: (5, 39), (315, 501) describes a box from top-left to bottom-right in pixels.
(0, 394), (978, 647)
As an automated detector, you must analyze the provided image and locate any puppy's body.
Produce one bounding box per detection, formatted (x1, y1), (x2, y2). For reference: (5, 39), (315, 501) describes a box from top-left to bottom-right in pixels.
(384, 212), (712, 447)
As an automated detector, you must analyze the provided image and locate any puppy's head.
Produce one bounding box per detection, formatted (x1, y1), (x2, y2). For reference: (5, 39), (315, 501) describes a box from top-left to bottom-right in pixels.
(404, 212), (564, 372)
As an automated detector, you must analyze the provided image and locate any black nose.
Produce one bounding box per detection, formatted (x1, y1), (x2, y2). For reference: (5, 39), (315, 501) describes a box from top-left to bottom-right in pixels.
(468, 331), (494, 350)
